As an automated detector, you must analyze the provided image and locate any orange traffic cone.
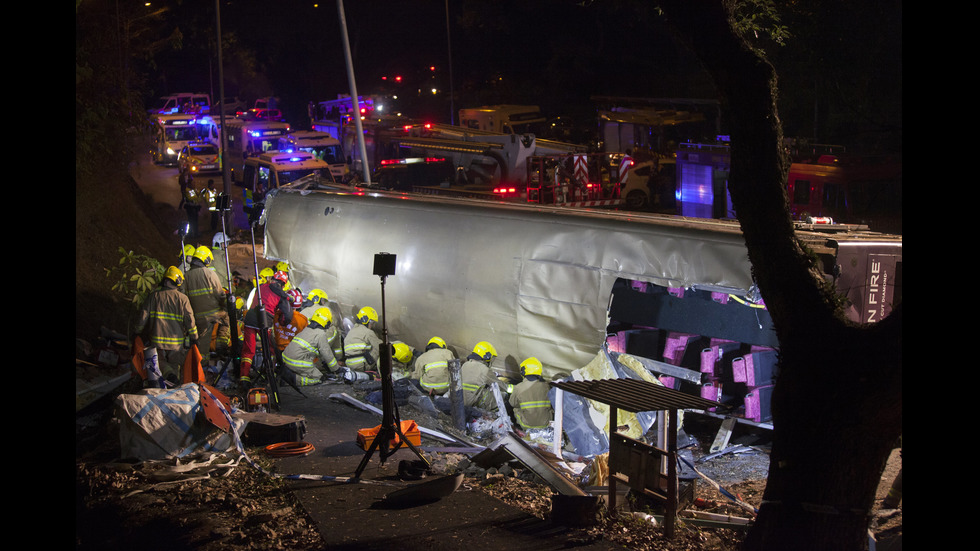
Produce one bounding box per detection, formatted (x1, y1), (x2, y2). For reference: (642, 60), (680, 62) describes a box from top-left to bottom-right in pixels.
(182, 344), (207, 384)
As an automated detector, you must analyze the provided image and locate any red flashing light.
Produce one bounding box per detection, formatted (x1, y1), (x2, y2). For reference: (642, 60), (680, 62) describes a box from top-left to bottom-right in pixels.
(424, 157), (445, 163)
(395, 76), (403, 82)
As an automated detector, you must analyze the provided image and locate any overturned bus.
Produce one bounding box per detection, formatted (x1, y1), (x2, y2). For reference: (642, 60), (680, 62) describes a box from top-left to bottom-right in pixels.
(261, 187), (901, 418)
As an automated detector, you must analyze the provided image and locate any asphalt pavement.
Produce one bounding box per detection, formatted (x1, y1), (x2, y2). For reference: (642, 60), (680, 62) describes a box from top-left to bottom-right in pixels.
(260, 381), (622, 550)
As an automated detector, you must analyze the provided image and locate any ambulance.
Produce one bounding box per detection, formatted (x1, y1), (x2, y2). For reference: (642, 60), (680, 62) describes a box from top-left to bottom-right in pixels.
(151, 114), (200, 166)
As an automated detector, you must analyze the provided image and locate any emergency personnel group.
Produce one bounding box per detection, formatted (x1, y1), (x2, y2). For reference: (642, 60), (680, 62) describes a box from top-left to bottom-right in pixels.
(133, 235), (553, 432)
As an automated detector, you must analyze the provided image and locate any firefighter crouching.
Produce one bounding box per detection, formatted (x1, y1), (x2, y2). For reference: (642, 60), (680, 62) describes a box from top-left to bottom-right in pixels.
(342, 306), (383, 378)
(509, 357), (554, 431)
(281, 307), (342, 386)
(412, 336), (456, 396)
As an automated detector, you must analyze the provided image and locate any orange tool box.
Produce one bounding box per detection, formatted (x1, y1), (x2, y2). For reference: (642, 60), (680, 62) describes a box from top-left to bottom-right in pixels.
(356, 420), (421, 451)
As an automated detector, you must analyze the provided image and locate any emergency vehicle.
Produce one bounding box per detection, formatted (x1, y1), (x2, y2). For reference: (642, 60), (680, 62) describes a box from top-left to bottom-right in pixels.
(458, 105), (547, 135)
(151, 114), (200, 166)
(223, 119), (292, 181)
(234, 150), (334, 228)
(278, 131), (348, 182)
(787, 155), (902, 233)
(148, 92), (212, 116)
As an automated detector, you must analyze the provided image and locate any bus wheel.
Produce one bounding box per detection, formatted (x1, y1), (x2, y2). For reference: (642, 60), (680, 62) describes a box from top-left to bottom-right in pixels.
(625, 190), (648, 209)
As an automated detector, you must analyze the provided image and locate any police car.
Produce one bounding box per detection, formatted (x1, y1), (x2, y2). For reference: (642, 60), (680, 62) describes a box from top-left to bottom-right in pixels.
(178, 141), (222, 175)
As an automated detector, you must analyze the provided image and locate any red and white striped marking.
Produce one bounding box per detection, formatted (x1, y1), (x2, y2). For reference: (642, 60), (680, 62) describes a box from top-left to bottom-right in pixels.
(557, 199), (623, 208)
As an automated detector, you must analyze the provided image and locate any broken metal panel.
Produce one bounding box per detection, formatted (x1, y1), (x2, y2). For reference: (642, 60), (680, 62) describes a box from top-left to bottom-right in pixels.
(264, 189), (756, 379)
(831, 239), (902, 324)
(483, 432), (588, 496)
(552, 378), (723, 414)
(616, 353), (703, 385)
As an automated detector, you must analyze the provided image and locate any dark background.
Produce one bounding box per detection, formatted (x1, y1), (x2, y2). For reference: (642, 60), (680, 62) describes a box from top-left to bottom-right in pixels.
(128, 0), (901, 153)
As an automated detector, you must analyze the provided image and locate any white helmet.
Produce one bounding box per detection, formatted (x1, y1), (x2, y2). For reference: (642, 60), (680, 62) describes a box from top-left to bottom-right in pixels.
(212, 232), (229, 249)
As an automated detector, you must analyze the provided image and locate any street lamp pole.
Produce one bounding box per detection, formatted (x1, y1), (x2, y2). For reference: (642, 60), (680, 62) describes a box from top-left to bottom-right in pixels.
(215, 0), (232, 213)
(337, 0), (371, 185)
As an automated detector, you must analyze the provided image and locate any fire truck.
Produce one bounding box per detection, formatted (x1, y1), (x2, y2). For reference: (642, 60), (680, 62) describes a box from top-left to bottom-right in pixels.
(457, 105), (547, 134)
(786, 154), (902, 234)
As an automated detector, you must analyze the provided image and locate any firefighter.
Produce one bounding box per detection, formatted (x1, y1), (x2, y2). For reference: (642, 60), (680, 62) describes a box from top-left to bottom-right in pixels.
(179, 244), (196, 274)
(240, 270), (293, 390)
(342, 306), (383, 374)
(508, 357), (554, 431)
(134, 266), (198, 384)
(185, 246), (230, 364)
(412, 336), (456, 395)
(460, 341), (503, 410)
(301, 289), (343, 359)
(274, 260), (292, 291)
(391, 341), (417, 377)
(282, 307), (341, 386)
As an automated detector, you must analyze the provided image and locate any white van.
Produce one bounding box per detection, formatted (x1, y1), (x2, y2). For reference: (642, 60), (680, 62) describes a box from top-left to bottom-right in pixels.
(223, 119), (292, 180)
(151, 114), (200, 166)
(278, 130), (349, 182)
(149, 92), (212, 115)
(236, 150), (335, 226)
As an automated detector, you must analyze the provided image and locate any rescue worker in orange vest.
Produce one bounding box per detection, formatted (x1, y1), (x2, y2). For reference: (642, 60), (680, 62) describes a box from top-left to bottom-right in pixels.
(412, 336), (456, 395)
(508, 357), (554, 431)
(185, 246), (230, 364)
(274, 288), (309, 352)
(240, 270), (293, 390)
(282, 307), (341, 386)
(460, 341), (503, 410)
(134, 266), (198, 385)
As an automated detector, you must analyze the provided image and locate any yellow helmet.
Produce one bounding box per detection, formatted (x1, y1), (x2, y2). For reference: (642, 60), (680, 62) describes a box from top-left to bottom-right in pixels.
(473, 341), (497, 362)
(357, 306), (379, 325)
(164, 266), (184, 287)
(520, 357), (543, 378)
(307, 289), (328, 304)
(258, 267), (275, 284)
(427, 336), (447, 349)
(310, 307), (333, 328)
(181, 244), (196, 259)
(235, 296), (244, 312)
(275, 260), (290, 273)
(392, 342), (412, 364)
(193, 245), (213, 266)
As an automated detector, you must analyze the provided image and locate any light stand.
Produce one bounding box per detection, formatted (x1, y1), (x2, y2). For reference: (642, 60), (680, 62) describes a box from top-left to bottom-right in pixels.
(212, 194), (240, 385)
(353, 253), (429, 480)
(248, 221), (282, 411)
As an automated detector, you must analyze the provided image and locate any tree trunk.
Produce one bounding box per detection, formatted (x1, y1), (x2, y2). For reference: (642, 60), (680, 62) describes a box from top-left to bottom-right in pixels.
(657, 2), (902, 550)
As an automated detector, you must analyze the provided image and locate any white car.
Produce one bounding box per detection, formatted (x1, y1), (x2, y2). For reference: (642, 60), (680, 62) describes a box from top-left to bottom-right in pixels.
(178, 142), (222, 175)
